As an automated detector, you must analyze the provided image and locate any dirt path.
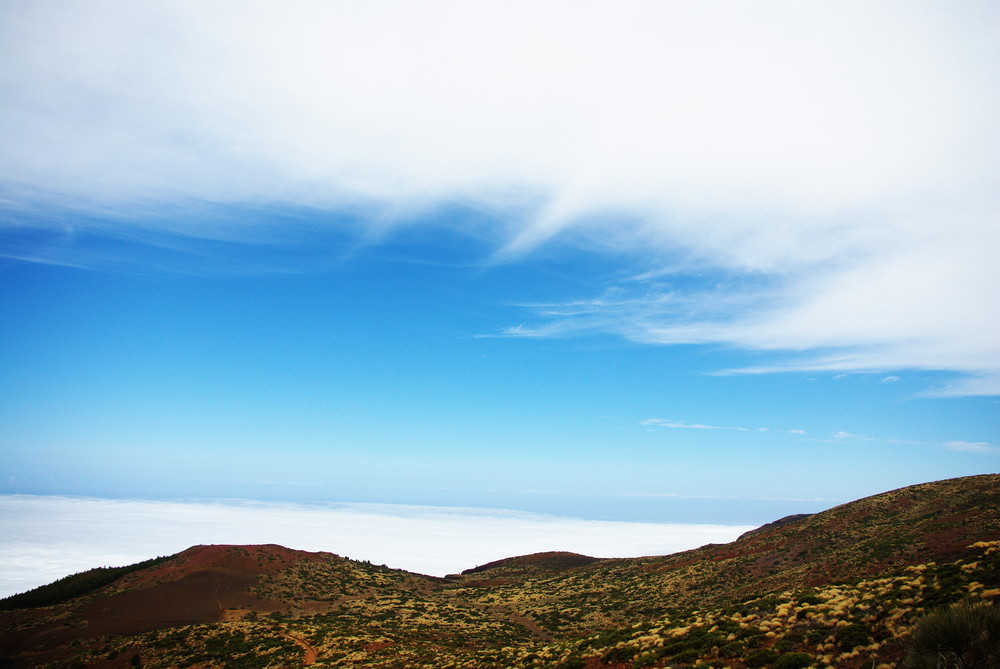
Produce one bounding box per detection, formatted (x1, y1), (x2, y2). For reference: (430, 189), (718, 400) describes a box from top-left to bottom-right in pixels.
(212, 575), (222, 612)
(275, 628), (319, 665)
(502, 609), (554, 642)
(437, 585), (554, 642)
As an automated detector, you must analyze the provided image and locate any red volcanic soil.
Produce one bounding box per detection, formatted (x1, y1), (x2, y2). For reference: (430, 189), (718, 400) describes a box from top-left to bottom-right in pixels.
(0, 544), (327, 661)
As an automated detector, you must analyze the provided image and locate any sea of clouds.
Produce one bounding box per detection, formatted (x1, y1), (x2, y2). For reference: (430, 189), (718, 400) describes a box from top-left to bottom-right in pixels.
(0, 495), (754, 597)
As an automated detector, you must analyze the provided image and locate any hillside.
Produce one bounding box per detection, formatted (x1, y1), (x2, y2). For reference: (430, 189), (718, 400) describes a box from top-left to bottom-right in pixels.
(1, 474), (998, 668)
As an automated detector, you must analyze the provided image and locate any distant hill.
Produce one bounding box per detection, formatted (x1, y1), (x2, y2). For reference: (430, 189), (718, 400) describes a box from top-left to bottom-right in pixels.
(460, 551), (604, 579)
(736, 513), (813, 541)
(1, 473), (998, 668)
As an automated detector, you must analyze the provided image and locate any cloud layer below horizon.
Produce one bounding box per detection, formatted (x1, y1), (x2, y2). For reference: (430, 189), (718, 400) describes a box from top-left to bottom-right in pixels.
(0, 495), (752, 598)
(2, 0), (998, 393)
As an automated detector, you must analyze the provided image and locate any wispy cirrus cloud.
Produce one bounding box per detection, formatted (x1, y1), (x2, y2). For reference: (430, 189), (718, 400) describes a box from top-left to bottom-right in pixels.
(642, 419), (746, 431)
(642, 420), (990, 454)
(944, 441), (1000, 455)
(642, 418), (804, 434)
(829, 432), (998, 454)
(829, 431), (920, 445)
(622, 492), (834, 504)
(2, 1), (998, 393)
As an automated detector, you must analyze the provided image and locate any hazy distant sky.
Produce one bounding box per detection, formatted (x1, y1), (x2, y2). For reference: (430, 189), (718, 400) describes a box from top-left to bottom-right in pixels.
(2, 0), (999, 561)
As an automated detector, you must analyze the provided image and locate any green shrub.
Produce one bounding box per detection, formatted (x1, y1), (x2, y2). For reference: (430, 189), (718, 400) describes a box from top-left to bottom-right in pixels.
(631, 652), (658, 668)
(774, 652), (813, 669)
(739, 630), (767, 647)
(906, 601), (1000, 669)
(718, 641), (744, 657)
(835, 623), (871, 651)
(804, 629), (824, 644)
(557, 655), (585, 669)
(744, 648), (778, 667)
(671, 648), (700, 663)
(601, 645), (638, 663)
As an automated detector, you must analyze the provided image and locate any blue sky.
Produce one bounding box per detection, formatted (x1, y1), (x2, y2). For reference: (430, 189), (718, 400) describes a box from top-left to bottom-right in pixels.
(1, 1), (999, 583)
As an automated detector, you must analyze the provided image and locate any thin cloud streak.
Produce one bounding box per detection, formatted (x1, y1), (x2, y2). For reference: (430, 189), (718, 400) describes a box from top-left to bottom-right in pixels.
(641, 420), (987, 454)
(622, 492), (835, 504)
(643, 419), (749, 432)
(0, 495), (753, 598)
(641, 418), (803, 434)
(829, 431), (921, 445)
(944, 441), (1000, 455)
(825, 432), (996, 453)
(2, 1), (999, 392)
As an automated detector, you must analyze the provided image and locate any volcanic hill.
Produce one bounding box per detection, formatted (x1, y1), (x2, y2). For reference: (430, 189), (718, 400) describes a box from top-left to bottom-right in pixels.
(1, 473), (998, 668)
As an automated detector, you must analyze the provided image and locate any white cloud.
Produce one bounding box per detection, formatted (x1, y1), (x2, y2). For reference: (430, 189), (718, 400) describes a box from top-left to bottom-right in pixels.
(829, 431), (922, 445)
(944, 441), (999, 454)
(622, 492), (832, 503)
(641, 419), (739, 431)
(642, 418), (803, 434)
(823, 432), (996, 451)
(0, 495), (752, 598)
(2, 1), (999, 392)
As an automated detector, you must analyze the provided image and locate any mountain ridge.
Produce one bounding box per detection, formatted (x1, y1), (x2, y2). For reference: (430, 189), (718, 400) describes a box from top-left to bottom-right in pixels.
(2, 473), (998, 668)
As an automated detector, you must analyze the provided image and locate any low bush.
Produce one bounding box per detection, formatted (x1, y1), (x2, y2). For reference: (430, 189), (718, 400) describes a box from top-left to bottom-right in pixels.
(835, 623), (871, 651)
(774, 652), (813, 669)
(906, 601), (1000, 669)
(744, 648), (778, 667)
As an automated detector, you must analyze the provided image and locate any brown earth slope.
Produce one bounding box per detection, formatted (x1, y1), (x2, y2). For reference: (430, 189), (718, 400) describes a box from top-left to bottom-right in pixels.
(0, 545), (349, 665)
